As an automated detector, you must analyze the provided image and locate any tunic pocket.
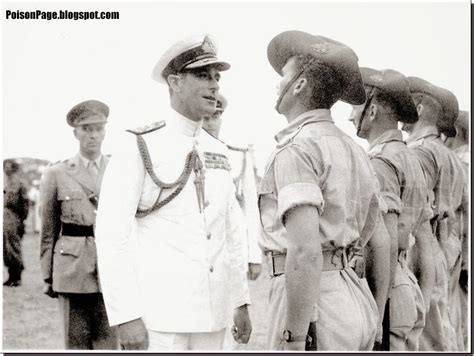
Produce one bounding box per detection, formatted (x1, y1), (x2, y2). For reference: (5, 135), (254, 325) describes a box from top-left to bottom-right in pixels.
(58, 190), (83, 221)
(55, 235), (84, 258)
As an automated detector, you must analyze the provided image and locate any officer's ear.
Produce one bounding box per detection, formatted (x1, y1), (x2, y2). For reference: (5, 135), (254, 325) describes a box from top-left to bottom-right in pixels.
(73, 128), (79, 140)
(368, 103), (378, 122)
(293, 77), (307, 95)
(416, 103), (424, 116)
(167, 74), (184, 93)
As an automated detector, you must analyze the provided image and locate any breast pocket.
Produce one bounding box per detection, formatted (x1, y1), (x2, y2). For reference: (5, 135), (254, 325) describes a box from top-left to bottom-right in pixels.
(58, 190), (83, 221)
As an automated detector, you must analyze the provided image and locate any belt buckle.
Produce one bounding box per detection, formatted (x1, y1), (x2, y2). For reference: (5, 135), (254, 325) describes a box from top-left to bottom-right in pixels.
(266, 252), (277, 277)
(331, 248), (348, 269)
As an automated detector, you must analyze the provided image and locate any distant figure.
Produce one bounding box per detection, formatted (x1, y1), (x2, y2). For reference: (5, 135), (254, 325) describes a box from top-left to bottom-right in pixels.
(27, 180), (41, 233)
(3, 159), (29, 287)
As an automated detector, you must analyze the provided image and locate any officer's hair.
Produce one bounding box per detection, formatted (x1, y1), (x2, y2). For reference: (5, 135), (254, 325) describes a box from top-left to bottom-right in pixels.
(411, 92), (443, 120)
(371, 90), (401, 121)
(294, 54), (344, 109)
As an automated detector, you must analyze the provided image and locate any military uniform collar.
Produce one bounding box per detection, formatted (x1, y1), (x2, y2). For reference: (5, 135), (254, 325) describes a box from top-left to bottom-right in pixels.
(78, 152), (103, 169)
(275, 109), (332, 144)
(167, 107), (203, 138)
(405, 125), (439, 145)
(367, 129), (404, 156)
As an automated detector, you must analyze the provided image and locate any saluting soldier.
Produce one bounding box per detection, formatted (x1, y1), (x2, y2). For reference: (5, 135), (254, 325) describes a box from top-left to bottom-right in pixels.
(349, 68), (435, 351)
(402, 78), (466, 351)
(259, 30), (390, 351)
(95, 35), (251, 351)
(39, 100), (117, 349)
(203, 94), (263, 281)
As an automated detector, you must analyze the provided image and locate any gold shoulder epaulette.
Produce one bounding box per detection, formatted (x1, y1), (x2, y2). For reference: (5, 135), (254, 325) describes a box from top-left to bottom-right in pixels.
(126, 121), (166, 135)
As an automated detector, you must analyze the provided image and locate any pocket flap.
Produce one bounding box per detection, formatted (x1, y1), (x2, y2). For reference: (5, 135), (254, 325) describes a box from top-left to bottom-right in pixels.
(55, 235), (84, 257)
(58, 190), (82, 201)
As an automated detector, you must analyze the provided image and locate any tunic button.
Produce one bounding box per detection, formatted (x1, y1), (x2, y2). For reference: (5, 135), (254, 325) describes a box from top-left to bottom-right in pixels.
(207, 233), (211, 240)
(60, 250), (64, 254)
(65, 196), (70, 201)
(209, 265), (214, 273)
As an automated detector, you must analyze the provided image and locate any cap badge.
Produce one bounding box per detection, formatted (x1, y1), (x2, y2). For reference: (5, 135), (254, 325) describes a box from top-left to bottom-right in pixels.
(370, 74), (383, 83)
(202, 36), (216, 54)
(311, 42), (329, 54)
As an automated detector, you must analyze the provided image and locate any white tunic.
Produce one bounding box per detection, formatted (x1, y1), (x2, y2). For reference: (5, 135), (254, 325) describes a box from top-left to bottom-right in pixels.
(95, 107), (250, 332)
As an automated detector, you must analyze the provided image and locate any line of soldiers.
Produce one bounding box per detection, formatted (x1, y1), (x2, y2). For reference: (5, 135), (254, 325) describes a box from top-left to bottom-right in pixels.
(34, 30), (468, 351)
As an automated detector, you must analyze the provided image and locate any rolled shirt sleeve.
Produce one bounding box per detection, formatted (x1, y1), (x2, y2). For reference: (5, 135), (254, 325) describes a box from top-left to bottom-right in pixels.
(273, 143), (324, 224)
(95, 133), (146, 326)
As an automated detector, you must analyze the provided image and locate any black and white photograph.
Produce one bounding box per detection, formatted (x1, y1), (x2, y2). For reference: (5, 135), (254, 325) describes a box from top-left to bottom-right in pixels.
(2, 0), (471, 352)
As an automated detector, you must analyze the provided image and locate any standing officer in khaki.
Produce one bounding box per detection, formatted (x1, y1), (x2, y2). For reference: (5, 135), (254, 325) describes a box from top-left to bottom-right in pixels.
(402, 78), (466, 351)
(349, 68), (435, 350)
(39, 100), (117, 350)
(259, 30), (390, 351)
(203, 94), (262, 280)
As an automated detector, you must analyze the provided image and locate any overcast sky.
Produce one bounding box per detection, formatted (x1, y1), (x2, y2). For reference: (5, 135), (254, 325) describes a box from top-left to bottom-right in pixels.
(2, 1), (470, 173)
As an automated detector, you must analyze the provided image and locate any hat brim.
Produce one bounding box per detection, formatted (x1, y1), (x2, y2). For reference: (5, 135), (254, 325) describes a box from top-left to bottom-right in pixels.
(185, 58), (230, 71)
(267, 31), (367, 106)
(389, 93), (418, 124)
(73, 115), (108, 127)
(155, 58), (230, 84)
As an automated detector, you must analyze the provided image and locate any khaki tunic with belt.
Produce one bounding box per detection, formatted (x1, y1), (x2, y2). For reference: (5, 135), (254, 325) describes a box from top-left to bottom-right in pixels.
(258, 109), (385, 351)
(367, 129), (433, 351)
(407, 126), (466, 351)
(39, 153), (109, 293)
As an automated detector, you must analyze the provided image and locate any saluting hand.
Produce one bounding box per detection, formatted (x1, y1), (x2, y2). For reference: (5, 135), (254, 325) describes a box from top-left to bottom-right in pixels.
(118, 318), (149, 350)
(232, 304), (252, 344)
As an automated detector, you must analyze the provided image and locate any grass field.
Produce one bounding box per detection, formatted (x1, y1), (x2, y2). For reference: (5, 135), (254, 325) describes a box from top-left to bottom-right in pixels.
(3, 231), (271, 351)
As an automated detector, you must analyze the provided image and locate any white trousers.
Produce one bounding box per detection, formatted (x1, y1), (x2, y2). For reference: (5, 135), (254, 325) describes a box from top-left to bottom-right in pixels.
(147, 328), (227, 351)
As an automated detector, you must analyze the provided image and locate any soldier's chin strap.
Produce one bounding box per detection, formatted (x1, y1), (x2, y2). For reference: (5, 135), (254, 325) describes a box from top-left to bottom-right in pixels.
(275, 58), (316, 114)
(356, 86), (377, 136)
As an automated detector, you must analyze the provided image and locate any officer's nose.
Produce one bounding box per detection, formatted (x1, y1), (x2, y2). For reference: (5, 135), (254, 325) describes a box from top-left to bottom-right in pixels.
(210, 78), (220, 92)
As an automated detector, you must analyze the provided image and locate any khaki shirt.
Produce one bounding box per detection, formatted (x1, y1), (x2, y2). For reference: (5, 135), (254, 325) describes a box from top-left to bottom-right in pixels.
(258, 109), (385, 254)
(367, 129), (433, 249)
(406, 126), (467, 223)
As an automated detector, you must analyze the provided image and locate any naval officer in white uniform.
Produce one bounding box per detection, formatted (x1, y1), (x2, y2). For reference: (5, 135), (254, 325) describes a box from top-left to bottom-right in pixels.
(95, 34), (252, 351)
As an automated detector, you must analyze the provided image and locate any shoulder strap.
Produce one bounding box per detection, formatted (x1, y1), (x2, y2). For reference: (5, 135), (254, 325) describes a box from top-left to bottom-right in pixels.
(126, 121), (166, 135)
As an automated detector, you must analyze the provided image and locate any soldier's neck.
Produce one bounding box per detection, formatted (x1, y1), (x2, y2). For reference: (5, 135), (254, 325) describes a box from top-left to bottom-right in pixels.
(80, 149), (101, 161)
(366, 120), (397, 145)
(171, 100), (203, 122)
(285, 104), (311, 123)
